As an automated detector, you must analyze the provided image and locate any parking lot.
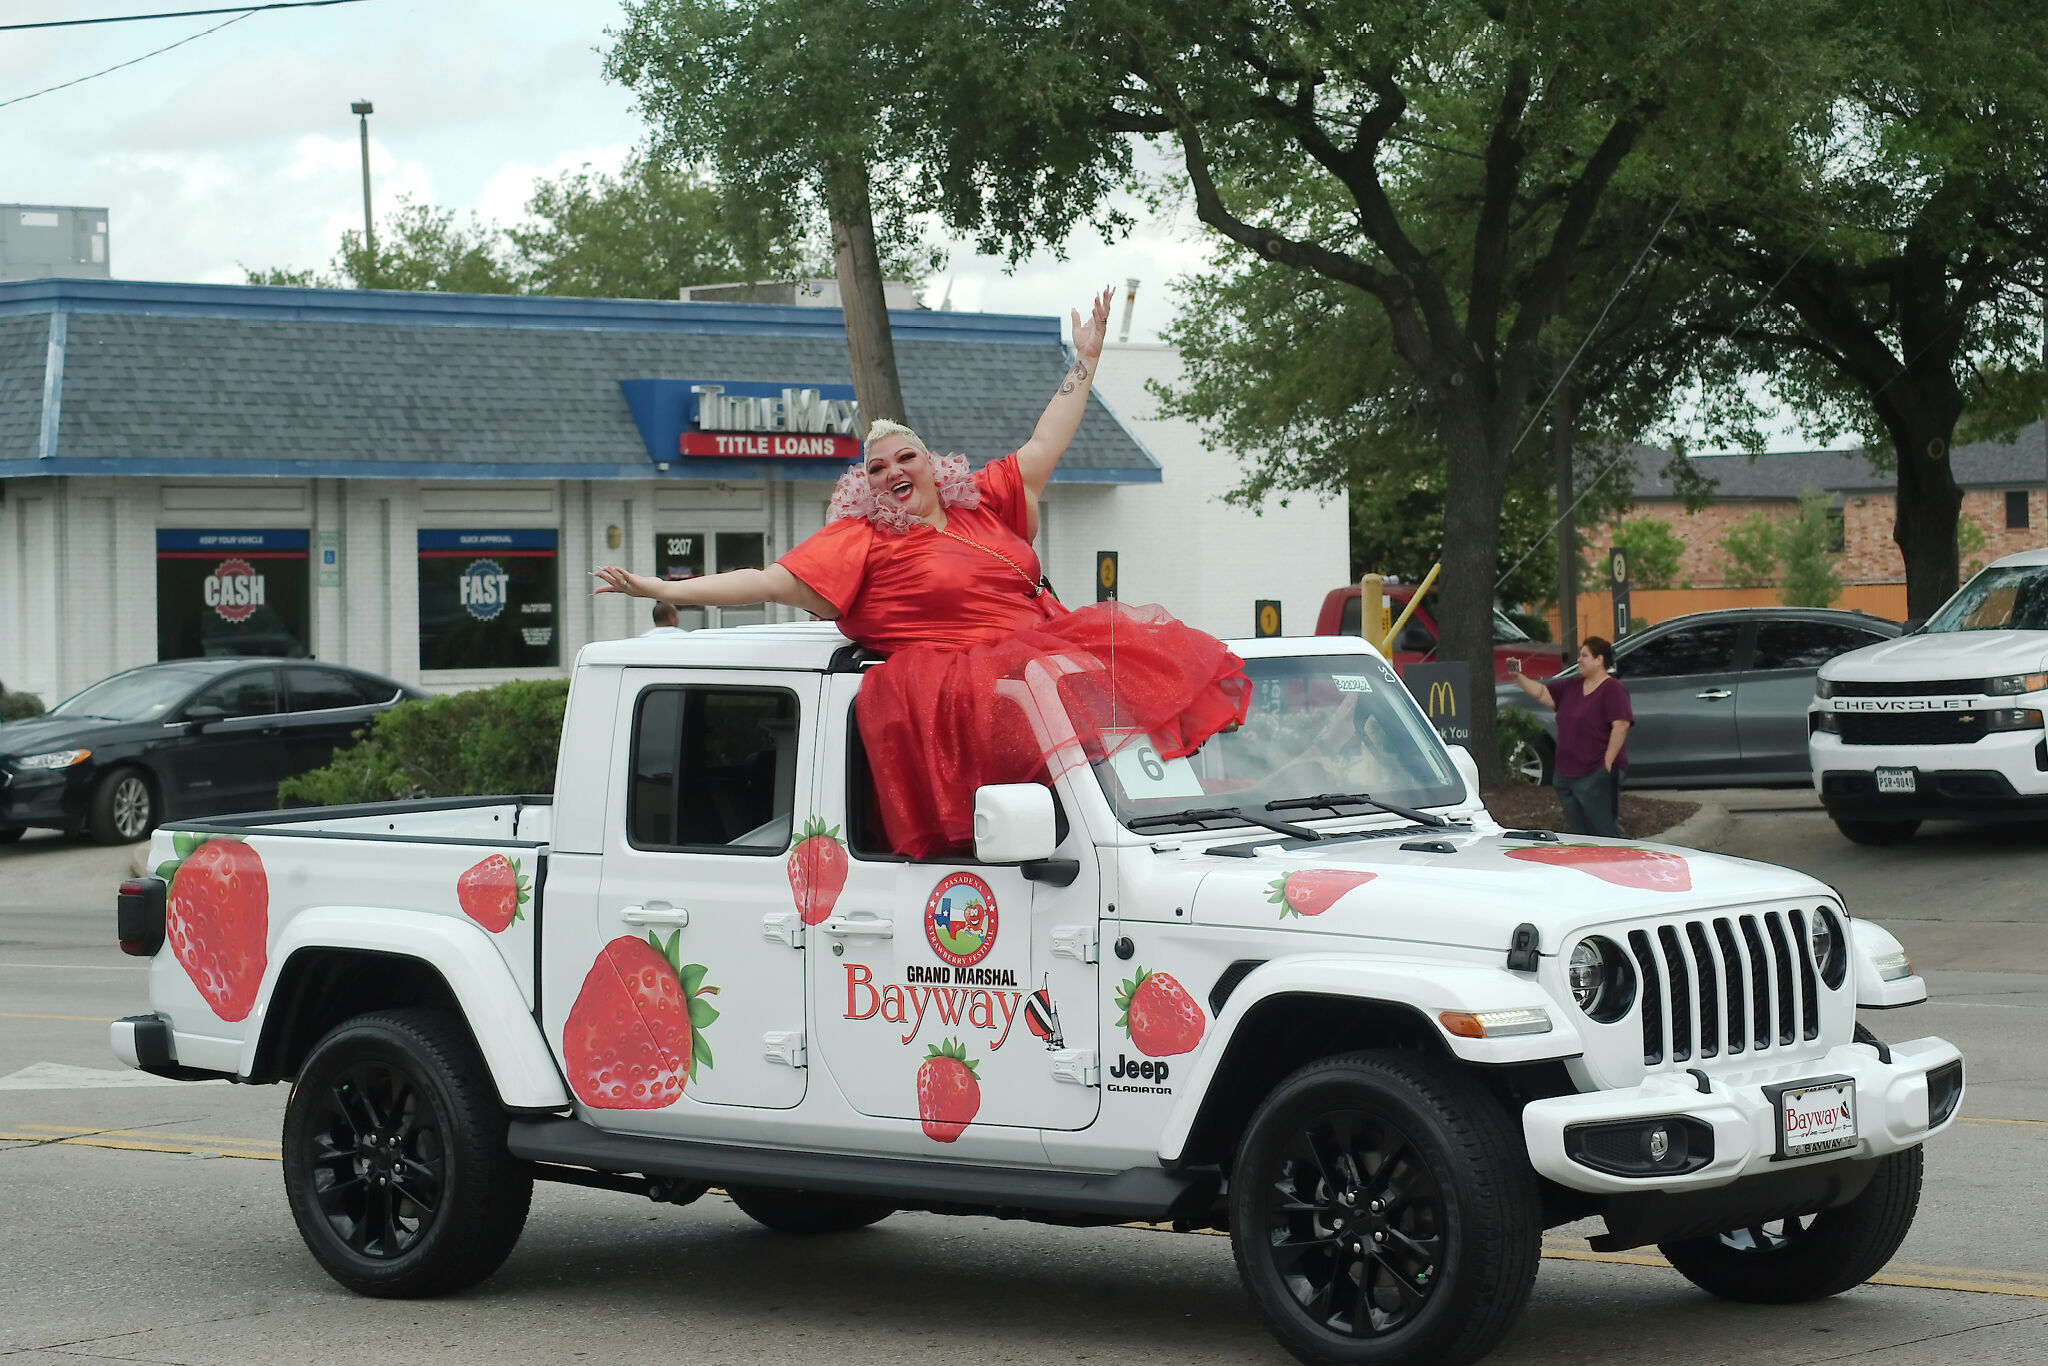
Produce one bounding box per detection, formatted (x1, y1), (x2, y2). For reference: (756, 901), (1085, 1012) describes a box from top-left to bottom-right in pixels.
(4, 802), (2045, 1366)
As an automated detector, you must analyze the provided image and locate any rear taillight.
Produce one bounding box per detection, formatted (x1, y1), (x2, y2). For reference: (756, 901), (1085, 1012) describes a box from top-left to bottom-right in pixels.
(117, 876), (168, 957)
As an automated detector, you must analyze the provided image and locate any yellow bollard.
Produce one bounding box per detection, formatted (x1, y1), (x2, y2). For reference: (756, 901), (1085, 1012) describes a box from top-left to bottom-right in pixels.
(1382, 561), (1441, 655)
(1358, 573), (1384, 643)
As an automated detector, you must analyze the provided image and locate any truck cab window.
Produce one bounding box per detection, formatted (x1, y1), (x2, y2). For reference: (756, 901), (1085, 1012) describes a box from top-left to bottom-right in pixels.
(629, 686), (799, 852)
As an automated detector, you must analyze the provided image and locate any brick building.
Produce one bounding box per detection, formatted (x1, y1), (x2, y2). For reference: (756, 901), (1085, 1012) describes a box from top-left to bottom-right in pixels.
(0, 279), (1346, 703)
(1606, 430), (2048, 587)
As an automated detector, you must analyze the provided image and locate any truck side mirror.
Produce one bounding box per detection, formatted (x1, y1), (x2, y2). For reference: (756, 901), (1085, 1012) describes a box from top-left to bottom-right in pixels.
(1446, 743), (1482, 805)
(973, 784), (1058, 864)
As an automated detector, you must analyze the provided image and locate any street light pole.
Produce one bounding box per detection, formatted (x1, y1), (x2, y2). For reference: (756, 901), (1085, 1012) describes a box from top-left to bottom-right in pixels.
(351, 99), (375, 288)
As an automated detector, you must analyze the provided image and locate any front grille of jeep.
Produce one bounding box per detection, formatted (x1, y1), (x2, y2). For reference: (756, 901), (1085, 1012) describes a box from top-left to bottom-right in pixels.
(1626, 908), (1823, 1067)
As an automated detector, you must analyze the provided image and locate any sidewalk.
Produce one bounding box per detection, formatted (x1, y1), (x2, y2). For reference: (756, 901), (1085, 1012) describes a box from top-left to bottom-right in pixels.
(1629, 785), (1821, 851)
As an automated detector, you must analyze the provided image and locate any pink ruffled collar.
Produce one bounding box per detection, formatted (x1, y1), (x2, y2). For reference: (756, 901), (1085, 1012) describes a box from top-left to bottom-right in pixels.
(827, 453), (981, 533)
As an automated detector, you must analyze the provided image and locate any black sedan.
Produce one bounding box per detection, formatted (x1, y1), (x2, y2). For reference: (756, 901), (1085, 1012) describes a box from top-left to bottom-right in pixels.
(0, 659), (424, 845)
(1498, 607), (1902, 787)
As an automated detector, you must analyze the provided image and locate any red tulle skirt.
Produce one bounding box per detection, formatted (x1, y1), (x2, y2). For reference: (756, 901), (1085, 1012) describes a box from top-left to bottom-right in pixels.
(854, 602), (1252, 859)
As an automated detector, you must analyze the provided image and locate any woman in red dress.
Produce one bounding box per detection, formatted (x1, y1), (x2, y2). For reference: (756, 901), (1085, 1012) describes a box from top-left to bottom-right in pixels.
(594, 289), (1249, 858)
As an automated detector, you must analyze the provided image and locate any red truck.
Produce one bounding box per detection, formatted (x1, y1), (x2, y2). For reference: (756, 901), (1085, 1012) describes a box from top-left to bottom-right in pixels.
(1315, 583), (1563, 683)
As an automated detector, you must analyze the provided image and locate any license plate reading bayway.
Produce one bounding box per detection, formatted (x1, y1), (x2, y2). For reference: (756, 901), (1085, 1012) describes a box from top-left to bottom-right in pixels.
(1875, 767), (1917, 794)
(1778, 1078), (1858, 1158)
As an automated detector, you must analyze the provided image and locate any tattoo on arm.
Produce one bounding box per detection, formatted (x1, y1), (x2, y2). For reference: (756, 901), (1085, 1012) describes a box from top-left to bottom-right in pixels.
(1056, 359), (1091, 396)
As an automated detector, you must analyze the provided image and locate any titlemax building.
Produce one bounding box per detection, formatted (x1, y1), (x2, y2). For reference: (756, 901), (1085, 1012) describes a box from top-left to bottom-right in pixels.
(0, 279), (1346, 702)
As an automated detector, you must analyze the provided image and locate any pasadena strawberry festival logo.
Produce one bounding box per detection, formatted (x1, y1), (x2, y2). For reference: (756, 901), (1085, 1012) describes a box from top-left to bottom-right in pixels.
(924, 871), (999, 968)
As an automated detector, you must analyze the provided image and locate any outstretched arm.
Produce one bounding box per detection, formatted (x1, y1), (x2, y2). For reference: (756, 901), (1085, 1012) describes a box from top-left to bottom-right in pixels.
(1506, 667), (1555, 710)
(592, 563), (836, 620)
(1015, 287), (1116, 507)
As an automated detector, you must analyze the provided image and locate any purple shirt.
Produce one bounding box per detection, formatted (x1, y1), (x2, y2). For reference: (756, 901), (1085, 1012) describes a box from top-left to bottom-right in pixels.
(1551, 675), (1633, 779)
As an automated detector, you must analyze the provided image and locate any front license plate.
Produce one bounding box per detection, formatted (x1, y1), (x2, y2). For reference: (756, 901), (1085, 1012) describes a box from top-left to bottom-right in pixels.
(1776, 1078), (1858, 1158)
(1875, 766), (1917, 794)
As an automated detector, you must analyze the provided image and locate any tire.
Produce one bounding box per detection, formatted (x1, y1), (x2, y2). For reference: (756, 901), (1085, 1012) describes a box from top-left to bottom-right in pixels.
(1659, 1146), (1923, 1303)
(1229, 1051), (1541, 1366)
(724, 1184), (895, 1234)
(0, 827), (23, 844)
(87, 768), (155, 845)
(282, 1009), (532, 1297)
(1832, 816), (1919, 847)
(1509, 736), (1555, 787)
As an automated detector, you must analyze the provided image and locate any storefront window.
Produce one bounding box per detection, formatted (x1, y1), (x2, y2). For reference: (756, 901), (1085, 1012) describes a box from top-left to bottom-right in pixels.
(156, 529), (311, 660)
(654, 532), (708, 630)
(418, 530), (559, 670)
(652, 530), (768, 628)
(717, 532), (768, 627)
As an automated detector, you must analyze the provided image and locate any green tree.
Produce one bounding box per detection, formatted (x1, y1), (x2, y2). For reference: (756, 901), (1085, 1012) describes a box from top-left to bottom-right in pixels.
(1778, 489), (1843, 607)
(1668, 1), (2048, 617)
(247, 197), (523, 294)
(1957, 513), (1990, 579)
(1603, 518), (1689, 591)
(1718, 510), (1784, 589)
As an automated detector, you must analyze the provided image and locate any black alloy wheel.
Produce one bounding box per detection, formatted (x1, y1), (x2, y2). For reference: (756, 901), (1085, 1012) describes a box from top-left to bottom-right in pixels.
(283, 1009), (531, 1297)
(1230, 1051), (1540, 1366)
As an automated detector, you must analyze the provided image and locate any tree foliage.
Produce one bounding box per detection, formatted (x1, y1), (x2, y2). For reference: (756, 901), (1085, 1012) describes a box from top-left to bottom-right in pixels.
(1603, 518), (1689, 591)
(1718, 510), (1785, 589)
(278, 680), (568, 805)
(1713, 490), (1842, 605)
(245, 154), (821, 299)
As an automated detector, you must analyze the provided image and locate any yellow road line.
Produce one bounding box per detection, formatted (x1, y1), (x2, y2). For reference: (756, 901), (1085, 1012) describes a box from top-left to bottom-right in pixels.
(0, 1011), (116, 1023)
(0, 1124), (279, 1160)
(1960, 1115), (2048, 1129)
(0, 1131), (279, 1160)
(13, 1123), (278, 1148)
(1538, 1241), (2048, 1298)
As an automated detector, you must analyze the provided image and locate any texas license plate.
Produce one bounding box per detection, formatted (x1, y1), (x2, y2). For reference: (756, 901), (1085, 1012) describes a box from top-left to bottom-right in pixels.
(1777, 1078), (1858, 1158)
(1875, 767), (1917, 794)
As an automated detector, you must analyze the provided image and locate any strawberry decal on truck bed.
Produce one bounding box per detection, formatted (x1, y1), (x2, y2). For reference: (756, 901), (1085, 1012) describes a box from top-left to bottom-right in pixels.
(1504, 844), (1693, 892)
(456, 854), (530, 932)
(563, 933), (719, 1110)
(916, 1037), (981, 1142)
(788, 816), (848, 926)
(1115, 967), (1206, 1057)
(159, 833), (268, 1023)
(1268, 869), (1377, 919)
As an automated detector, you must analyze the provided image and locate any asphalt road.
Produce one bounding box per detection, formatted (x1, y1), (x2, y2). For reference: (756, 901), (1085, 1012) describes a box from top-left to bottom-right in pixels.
(3, 813), (2045, 1366)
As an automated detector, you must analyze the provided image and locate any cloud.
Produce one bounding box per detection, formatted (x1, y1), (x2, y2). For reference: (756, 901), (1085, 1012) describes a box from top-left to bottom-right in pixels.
(475, 143), (634, 228)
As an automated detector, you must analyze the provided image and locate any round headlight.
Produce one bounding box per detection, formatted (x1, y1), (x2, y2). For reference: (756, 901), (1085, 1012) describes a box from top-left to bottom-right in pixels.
(1810, 907), (1846, 989)
(1569, 939), (1606, 1010)
(1568, 936), (1635, 1022)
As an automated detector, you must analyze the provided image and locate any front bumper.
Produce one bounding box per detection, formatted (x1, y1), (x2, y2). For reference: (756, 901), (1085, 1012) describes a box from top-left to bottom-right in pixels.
(1810, 730), (2048, 820)
(0, 764), (89, 831)
(1523, 1035), (1961, 1197)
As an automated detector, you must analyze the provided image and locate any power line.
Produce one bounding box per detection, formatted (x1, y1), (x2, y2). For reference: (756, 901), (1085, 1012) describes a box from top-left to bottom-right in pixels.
(0, 1), (371, 33)
(0, 9), (252, 110)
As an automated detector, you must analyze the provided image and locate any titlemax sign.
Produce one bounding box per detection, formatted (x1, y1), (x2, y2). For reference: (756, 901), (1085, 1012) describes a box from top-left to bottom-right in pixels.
(681, 383), (861, 459)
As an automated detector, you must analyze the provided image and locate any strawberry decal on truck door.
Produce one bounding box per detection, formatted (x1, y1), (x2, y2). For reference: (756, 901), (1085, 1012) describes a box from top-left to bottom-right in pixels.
(159, 833), (268, 1023)
(787, 816), (848, 926)
(916, 1038), (982, 1142)
(456, 854), (530, 932)
(1267, 869), (1377, 919)
(563, 933), (720, 1109)
(1115, 967), (1206, 1057)
(1504, 844), (1693, 893)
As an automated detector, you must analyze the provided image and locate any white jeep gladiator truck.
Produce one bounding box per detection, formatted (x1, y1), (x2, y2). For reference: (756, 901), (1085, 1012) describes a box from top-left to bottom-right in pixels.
(112, 625), (1961, 1366)
(1812, 547), (2048, 845)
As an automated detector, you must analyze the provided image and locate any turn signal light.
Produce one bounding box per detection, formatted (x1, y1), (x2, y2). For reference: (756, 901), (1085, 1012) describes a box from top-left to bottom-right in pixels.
(1439, 1007), (1551, 1039)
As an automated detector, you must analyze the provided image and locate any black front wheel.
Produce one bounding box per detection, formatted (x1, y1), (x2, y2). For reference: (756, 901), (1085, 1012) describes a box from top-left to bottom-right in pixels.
(283, 1009), (532, 1297)
(725, 1184), (894, 1234)
(1229, 1051), (1541, 1366)
(1832, 816), (1919, 847)
(1660, 1147), (1923, 1303)
(87, 768), (154, 845)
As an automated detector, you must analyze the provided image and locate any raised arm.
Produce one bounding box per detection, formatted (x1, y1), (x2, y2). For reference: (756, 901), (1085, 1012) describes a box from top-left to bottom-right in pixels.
(1015, 287), (1116, 505)
(592, 563), (836, 620)
(1506, 666), (1555, 710)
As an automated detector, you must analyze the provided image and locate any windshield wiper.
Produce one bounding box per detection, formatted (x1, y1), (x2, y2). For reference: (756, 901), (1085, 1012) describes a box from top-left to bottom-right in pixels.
(1265, 792), (1460, 829)
(1127, 806), (1322, 840)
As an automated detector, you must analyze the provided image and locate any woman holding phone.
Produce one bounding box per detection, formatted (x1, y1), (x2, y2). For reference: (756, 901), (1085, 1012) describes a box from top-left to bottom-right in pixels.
(1506, 636), (1633, 836)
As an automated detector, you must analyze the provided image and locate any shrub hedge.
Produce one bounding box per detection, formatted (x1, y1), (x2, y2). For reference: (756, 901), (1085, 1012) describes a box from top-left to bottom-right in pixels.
(278, 678), (570, 805)
(0, 680), (45, 721)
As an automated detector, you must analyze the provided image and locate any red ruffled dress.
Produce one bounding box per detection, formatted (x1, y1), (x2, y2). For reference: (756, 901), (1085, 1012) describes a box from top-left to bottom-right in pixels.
(779, 453), (1250, 859)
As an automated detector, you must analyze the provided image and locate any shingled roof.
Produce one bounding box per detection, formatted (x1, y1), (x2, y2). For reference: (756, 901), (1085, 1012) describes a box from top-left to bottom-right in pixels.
(1626, 427), (2048, 502)
(0, 279), (1160, 483)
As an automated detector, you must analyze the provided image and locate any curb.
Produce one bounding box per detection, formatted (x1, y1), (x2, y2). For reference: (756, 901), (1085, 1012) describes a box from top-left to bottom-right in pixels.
(1651, 797), (1731, 852)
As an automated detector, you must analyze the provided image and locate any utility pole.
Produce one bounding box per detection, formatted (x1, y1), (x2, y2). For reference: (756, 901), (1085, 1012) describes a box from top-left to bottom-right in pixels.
(1552, 366), (1579, 661)
(351, 99), (376, 289)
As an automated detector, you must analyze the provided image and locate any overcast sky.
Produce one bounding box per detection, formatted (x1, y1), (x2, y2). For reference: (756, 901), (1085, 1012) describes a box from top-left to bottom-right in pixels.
(5, 0), (1818, 450)
(3, 0), (1212, 344)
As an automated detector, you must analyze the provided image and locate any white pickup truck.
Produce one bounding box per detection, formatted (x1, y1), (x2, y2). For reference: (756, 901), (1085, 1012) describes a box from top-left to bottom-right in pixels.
(1812, 547), (2048, 844)
(112, 625), (1961, 1366)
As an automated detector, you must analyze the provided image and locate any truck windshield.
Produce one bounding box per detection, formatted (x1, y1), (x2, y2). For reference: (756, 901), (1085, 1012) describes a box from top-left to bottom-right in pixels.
(1090, 654), (1464, 831)
(1922, 565), (2048, 633)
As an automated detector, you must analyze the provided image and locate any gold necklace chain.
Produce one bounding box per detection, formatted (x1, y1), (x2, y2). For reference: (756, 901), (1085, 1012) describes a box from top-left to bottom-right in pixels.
(929, 524), (1045, 598)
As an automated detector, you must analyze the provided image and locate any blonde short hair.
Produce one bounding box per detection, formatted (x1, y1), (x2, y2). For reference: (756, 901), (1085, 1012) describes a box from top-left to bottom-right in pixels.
(863, 418), (930, 458)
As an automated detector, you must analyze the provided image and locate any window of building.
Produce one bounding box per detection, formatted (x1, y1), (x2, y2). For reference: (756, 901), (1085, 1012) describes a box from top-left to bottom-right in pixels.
(651, 530), (769, 629)
(629, 685), (798, 851)
(417, 530), (558, 670)
(2007, 490), (2030, 529)
(1826, 507), (1845, 552)
(155, 529), (311, 661)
